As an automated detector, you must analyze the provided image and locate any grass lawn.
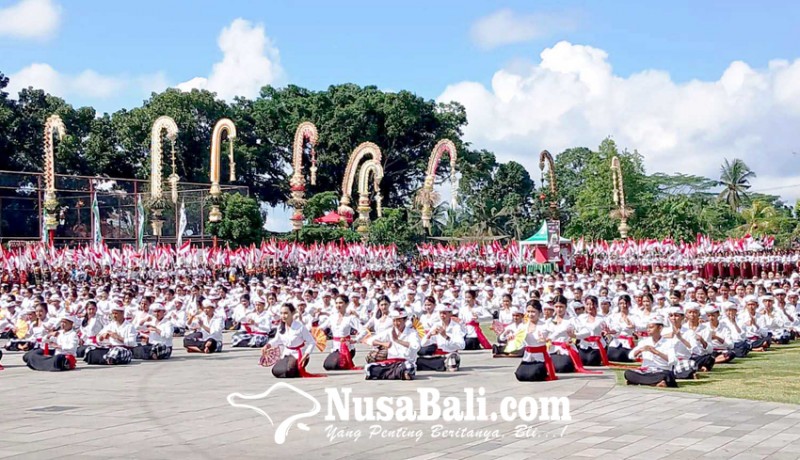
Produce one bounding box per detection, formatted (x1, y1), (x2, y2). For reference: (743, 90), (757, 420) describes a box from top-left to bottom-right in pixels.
(612, 341), (800, 405)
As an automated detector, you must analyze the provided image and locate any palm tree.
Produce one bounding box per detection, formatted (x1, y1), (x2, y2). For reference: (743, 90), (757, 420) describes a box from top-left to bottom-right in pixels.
(737, 200), (781, 237)
(718, 158), (755, 211)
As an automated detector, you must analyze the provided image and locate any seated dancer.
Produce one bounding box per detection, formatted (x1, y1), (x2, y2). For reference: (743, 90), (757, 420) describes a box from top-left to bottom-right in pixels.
(662, 307), (697, 379)
(77, 301), (105, 358)
(132, 303), (173, 360)
(575, 296), (610, 366)
(184, 300), (224, 353)
(606, 294), (637, 362)
(719, 302), (750, 358)
(168, 298), (187, 336)
(364, 295), (395, 363)
(684, 303), (716, 372)
(460, 289), (493, 350)
(4, 307), (36, 351)
(323, 294), (362, 371)
(624, 314), (678, 388)
(23, 314), (79, 371)
(758, 295), (793, 345)
(515, 302), (557, 382)
(417, 303), (465, 372)
(546, 296), (580, 373)
(84, 304), (136, 365)
(231, 298), (273, 348)
(704, 305), (735, 364)
(739, 296), (770, 351)
(417, 296), (438, 331)
(365, 309), (420, 380)
(492, 306), (526, 357)
(263, 303), (324, 378)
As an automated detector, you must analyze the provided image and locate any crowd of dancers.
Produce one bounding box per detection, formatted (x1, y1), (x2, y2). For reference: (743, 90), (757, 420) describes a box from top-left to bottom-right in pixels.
(1, 249), (798, 385)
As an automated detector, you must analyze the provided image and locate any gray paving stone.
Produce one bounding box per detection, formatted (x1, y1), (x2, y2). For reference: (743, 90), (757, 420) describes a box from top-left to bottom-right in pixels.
(1, 335), (799, 458)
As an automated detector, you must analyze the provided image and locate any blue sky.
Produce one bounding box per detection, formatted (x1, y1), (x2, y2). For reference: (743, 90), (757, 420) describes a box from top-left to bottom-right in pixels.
(3, 1), (799, 111)
(3, 0), (800, 230)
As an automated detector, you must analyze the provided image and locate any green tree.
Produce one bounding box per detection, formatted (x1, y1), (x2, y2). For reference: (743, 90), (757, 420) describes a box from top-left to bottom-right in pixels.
(566, 139), (657, 240)
(288, 224), (361, 244)
(737, 200), (783, 237)
(302, 191), (340, 223)
(207, 193), (264, 246)
(718, 158), (755, 211)
(248, 84), (468, 207)
(368, 208), (420, 252)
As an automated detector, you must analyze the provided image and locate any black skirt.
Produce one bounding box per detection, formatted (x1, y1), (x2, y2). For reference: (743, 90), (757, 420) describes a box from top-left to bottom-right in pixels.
(692, 353), (716, 372)
(578, 348), (602, 367)
(323, 349), (356, 370)
(366, 361), (411, 380)
(624, 369), (677, 387)
(550, 353), (574, 373)
(272, 356), (300, 378)
(515, 361), (548, 382)
(23, 349), (73, 371)
(183, 332), (222, 352)
(606, 345), (633, 363)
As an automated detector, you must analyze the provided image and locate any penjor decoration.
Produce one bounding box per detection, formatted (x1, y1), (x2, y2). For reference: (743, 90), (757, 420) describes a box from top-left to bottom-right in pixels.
(148, 116), (179, 237)
(355, 159), (384, 237)
(339, 142), (382, 224)
(417, 139), (457, 230)
(538, 150), (559, 221)
(208, 118), (237, 224)
(610, 156), (633, 238)
(288, 122), (320, 231)
(42, 114), (66, 241)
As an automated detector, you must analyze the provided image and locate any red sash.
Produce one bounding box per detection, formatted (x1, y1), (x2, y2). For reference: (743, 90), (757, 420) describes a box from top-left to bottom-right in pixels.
(333, 336), (361, 370)
(243, 324), (269, 336)
(617, 335), (635, 349)
(551, 341), (602, 374)
(524, 346), (558, 381)
(433, 348), (449, 356)
(583, 336), (610, 366)
(466, 321), (492, 349)
(371, 358), (406, 366)
(287, 343), (326, 378)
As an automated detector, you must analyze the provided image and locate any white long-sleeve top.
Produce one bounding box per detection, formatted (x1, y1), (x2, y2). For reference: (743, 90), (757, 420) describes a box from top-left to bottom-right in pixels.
(193, 314), (224, 343)
(243, 310), (273, 335)
(719, 317), (746, 342)
(98, 320), (137, 347)
(268, 321), (315, 359)
(521, 322), (549, 363)
(607, 312), (637, 349)
(575, 315), (607, 350)
(369, 326), (420, 363)
(148, 318), (174, 347)
(628, 336), (676, 372)
(328, 312), (362, 351)
(79, 317), (105, 345)
(459, 305), (492, 338)
(545, 318), (575, 355)
(421, 319), (465, 353)
(54, 329), (79, 356)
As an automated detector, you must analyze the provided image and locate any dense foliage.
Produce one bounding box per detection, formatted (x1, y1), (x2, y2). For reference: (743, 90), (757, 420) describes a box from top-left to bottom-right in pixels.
(1, 70), (798, 248)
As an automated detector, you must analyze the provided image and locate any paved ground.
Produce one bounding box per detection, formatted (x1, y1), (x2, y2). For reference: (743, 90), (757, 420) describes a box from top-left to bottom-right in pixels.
(2, 335), (799, 459)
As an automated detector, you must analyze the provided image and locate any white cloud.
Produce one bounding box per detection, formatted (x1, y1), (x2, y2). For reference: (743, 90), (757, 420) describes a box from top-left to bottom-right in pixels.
(471, 9), (578, 50)
(176, 18), (284, 100)
(7, 63), (167, 101)
(0, 0), (61, 40)
(438, 41), (800, 202)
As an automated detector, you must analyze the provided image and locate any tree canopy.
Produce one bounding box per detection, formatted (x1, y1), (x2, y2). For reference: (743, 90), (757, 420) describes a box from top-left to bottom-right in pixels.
(1, 73), (797, 248)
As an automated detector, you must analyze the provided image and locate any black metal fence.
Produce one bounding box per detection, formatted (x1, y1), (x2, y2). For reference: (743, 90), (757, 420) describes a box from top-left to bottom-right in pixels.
(0, 170), (248, 247)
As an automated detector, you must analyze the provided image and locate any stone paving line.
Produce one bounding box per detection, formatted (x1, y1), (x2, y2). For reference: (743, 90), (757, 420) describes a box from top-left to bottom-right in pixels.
(1, 335), (799, 459)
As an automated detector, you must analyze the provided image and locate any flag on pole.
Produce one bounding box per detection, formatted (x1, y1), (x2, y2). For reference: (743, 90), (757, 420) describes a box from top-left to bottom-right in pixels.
(178, 199), (187, 246)
(92, 191), (103, 246)
(41, 211), (49, 245)
(137, 194), (145, 249)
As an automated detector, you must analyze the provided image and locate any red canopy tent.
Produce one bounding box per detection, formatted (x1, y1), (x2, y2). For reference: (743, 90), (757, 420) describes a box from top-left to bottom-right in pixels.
(314, 211), (352, 225)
